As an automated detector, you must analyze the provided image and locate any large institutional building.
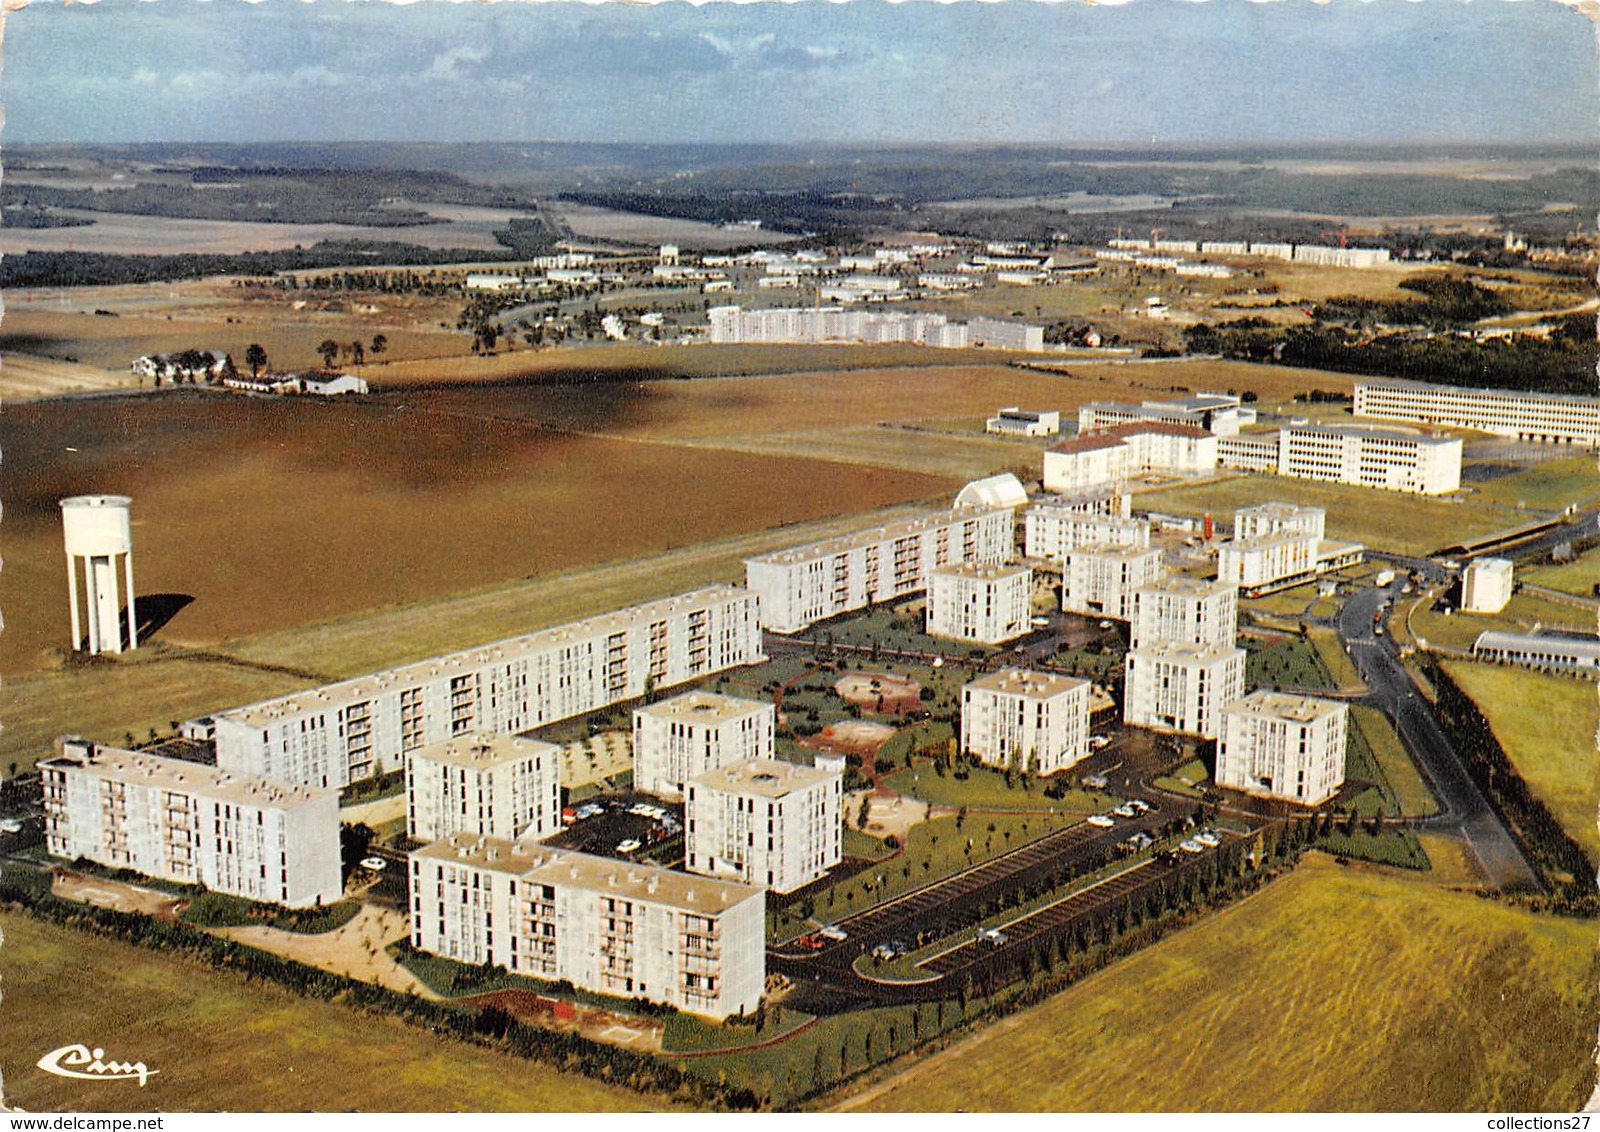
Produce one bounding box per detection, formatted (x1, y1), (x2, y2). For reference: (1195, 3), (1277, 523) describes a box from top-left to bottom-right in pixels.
(1216, 691), (1348, 805)
(744, 506), (1014, 634)
(707, 306), (1043, 351)
(685, 758), (843, 892)
(1062, 545), (1164, 622)
(633, 691), (776, 801)
(1077, 393), (1256, 438)
(1043, 423), (1217, 496)
(960, 668), (1092, 775)
(1353, 378), (1600, 447)
(409, 834), (765, 1018)
(41, 738), (342, 908)
(1123, 642), (1247, 739)
(926, 562), (1032, 644)
(405, 734), (562, 845)
(1215, 423), (1462, 495)
(206, 586), (763, 791)
(1131, 575), (1238, 652)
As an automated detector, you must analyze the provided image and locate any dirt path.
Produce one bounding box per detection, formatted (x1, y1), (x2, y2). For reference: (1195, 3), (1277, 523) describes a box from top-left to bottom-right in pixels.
(340, 792), (406, 828)
(207, 904), (436, 999)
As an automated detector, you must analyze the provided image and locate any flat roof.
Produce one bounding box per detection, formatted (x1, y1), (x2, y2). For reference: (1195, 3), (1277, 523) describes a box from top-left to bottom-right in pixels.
(410, 733), (559, 771)
(1355, 377), (1600, 408)
(1127, 641), (1244, 664)
(966, 667), (1090, 700)
(1225, 690), (1345, 724)
(1070, 542), (1161, 562)
(412, 833), (763, 912)
(42, 741), (333, 812)
(220, 585), (752, 726)
(1135, 575), (1234, 599)
(1284, 421), (1459, 445)
(636, 689), (772, 725)
(933, 561), (1030, 581)
(691, 757), (838, 798)
(744, 506), (1006, 567)
(1236, 501), (1324, 519)
(1051, 421), (1211, 455)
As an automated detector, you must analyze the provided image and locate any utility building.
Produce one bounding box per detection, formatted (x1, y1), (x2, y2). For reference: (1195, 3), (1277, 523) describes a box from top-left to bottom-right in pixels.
(61, 495), (137, 655)
(1462, 558), (1515, 614)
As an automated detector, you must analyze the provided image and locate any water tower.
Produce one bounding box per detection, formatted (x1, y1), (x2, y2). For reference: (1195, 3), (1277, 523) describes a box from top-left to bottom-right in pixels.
(61, 495), (137, 655)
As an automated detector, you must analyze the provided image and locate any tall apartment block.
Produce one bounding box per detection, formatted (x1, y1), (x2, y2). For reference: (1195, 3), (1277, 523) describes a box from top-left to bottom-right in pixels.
(1130, 575), (1238, 651)
(41, 737), (341, 908)
(633, 691), (776, 800)
(960, 668), (1092, 775)
(405, 733), (561, 844)
(1062, 545), (1164, 621)
(685, 758), (843, 892)
(1024, 497), (1150, 563)
(1123, 643), (1246, 739)
(743, 506), (1014, 633)
(926, 562), (1031, 644)
(1216, 690), (1348, 805)
(206, 586), (763, 791)
(409, 834), (765, 1018)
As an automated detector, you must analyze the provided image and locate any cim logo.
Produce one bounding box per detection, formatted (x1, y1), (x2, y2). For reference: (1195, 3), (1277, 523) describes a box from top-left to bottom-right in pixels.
(36, 1044), (159, 1087)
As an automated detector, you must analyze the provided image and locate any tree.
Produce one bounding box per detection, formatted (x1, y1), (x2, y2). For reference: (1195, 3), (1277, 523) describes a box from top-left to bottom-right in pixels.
(317, 339), (341, 368)
(245, 343), (268, 378)
(370, 333), (388, 356)
(350, 340), (365, 365)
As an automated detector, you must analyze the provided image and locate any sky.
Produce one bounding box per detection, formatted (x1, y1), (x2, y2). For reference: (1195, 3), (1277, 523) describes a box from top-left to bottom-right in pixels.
(5, 0), (1598, 146)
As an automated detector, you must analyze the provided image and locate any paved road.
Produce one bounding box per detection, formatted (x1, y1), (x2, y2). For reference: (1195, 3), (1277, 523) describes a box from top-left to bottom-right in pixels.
(1336, 583), (1541, 892)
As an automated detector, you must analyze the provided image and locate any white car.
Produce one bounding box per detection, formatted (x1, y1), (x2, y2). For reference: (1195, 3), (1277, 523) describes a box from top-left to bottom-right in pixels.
(1128, 799), (1153, 814)
(615, 839), (642, 853)
(1194, 831), (1221, 848)
(360, 856), (387, 871)
(1089, 735), (1111, 751)
(1112, 804), (1137, 819)
(819, 924), (848, 941)
(1178, 839), (1204, 854)
(1087, 814), (1116, 828)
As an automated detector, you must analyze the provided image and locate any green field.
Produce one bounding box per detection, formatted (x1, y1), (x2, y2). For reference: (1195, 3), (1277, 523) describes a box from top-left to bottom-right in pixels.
(1411, 590), (1596, 652)
(1522, 542), (1600, 597)
(1442, 661), (1600, 862)
(1468, 455), (1600, 512)
(840, 854), (1599, 1112)
(0, 912), (685, 1113)
(882, 760), (1112, 813)
(1350, 705), (1436, 819)
(1308, 627), (1366, 693)
(1246, 633), (1334, 692)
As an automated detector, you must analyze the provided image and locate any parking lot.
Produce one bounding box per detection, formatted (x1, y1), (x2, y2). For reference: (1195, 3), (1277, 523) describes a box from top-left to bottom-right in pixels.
(543, 791), (684, 864)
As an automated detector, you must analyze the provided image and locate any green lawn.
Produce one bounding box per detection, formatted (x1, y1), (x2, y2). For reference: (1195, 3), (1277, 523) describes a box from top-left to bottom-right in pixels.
(883, 760), (1112, 812)
(1467, 455), (1600, 512)
(1349, 705), (1436, 819)
(1246, 634), (1335, 692)
(1522, 542), (1600, 597)
(841, 853), (1599, 1112)
(1413, 590), (1596, 651)
(0, 912), (685, 1112)
(1442, 661), (1600, 862)
(1309, 627), (1366, 693)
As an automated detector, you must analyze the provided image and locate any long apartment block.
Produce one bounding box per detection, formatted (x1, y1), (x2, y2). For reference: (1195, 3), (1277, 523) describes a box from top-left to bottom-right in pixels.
(41, 737), (342, 908)
(409, 833), (765, 1019)
(1024, 497), (1150, 563)
(1353, 378), (1600, 446)
(207, 586), (764, 790)
(743, 506), (1014, 633)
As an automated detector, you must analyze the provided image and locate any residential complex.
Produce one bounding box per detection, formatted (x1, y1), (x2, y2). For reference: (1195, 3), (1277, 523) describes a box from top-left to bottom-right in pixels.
(685, 758), (843, 892)
(1462, 558), (1515, 613)
(405, 733), (562, 845)
(1024, 498), (1150, 563)
(960, 668), (1092, 775)
(41, 738), (342, 908)
(409, 834), (765, 1018)
(707, 305), (1042, 350)
(1353, 378), (1600, 447)
(1217, 502), (1363, 592)
(1061, 545), (1164, 622)
(1131, 575), (1238, 651)
(743, 506), (1013, 633)
(1123, 642), (1247, 738)
(1042, 423), (1217, 495)
(926, 562), (1032, 644)
(633, 691), (777, 801)
(1216, 691), (1348, 805)
(206, 586), (763, 790)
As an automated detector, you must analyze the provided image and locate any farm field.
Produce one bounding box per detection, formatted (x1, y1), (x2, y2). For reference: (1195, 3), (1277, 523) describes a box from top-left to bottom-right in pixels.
(0, 913), (681, 1113)
(0, 351), (140, 398)
(838, 853), (1598, 1112)
(0, 391), (956, 677)
(1441, 660), (1600, 862)
(548, 201), (798, 249)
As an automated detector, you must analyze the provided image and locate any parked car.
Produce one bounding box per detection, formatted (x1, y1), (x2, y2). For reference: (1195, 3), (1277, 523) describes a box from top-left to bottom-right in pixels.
(976, 928), (1008, 946)
(819, 924), (848, 941)
(360, 856), (387, 871)
(1128, 799), (1153, 814)
(1087, 814), (1116, 828)
(1112, 804), (1138, 819)
(1194, 830), (1221, 848)
(795, 934), (825, 951)
(1179, 839), (1204, 854)
(615, 838), (642, 853)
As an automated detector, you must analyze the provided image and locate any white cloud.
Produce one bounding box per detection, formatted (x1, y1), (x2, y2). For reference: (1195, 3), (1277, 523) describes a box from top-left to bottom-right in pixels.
(424, 44), (489, 82)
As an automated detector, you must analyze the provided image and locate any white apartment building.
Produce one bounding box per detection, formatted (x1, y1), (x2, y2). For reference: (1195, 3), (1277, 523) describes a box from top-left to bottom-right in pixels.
(406, 733), (561, 845)
(1291, 245), (1391, 269)
(1353, 378), (1600, 447)
(1078, 393), (1255, 438)
(1131, 575), (1238, 651)
(41, 738), (341, 908)
(1216, 691), (1348, 805)
(1233, 502), (1325, 542)
(685, 758), (843, 892)
(960, 668), (1092, 775)
(986, 407), (1062, 437)
(1462, 557), (1515, 613)
(207, 586), (763, 791)
(633, 691), (776, 801)
(1043, 423), (1217, 495)
(706, 306), (1041, 351)
(1062, 545), (1165, 621)
(926, 562), (1032, 644)
(1275, 424), (1461, 495)
(967, 316), (1046, 351)
(1217, 532), (1320, 591)
(409, 835), (764, 1018)
(1024, 498), (1150, 564)
(1123, 643), (1247, 738)
(743, 506), (1013, 633)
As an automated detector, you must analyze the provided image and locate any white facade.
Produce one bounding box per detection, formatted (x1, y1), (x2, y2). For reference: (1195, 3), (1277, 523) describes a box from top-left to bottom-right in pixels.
(209, 586), (763, 791)
(960, 668), (1091, 775)
(301, 374), (370, 396)
(708, 305), (1009, 350)
(1217, 691), (1348, 805)
(1353, 378), (1600, 447)
(1024, 494), (1149, 564)
(1462, 557), (1515, 614)
(1123, 643), (1246, 739)
(1217, 533), (1319, 591)
(409, 835), (765, 1019)
(406, 733), (562, 844)
(1131, 576), (1238, 651)
(686, 758), (843, 892)
(743, 506), (1014, 633)
(1473, 630), (1600, 672)
(1043, 423), (1217, 495)
(1291, 245), (1391, 269)
(633, 691), (776, 801)
(1276, 424), (1461, 495)
(986, 407), (1061, 437)
(967, 317), (1045, 351)
(1078, 393), (1255, 438)
(41, 738), (341, 908)
(1062, 545), (1164, 622)
(926, 563), (1031, 644)
(1234, 502), (1326, 543)
(61, 495), (137, 656)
